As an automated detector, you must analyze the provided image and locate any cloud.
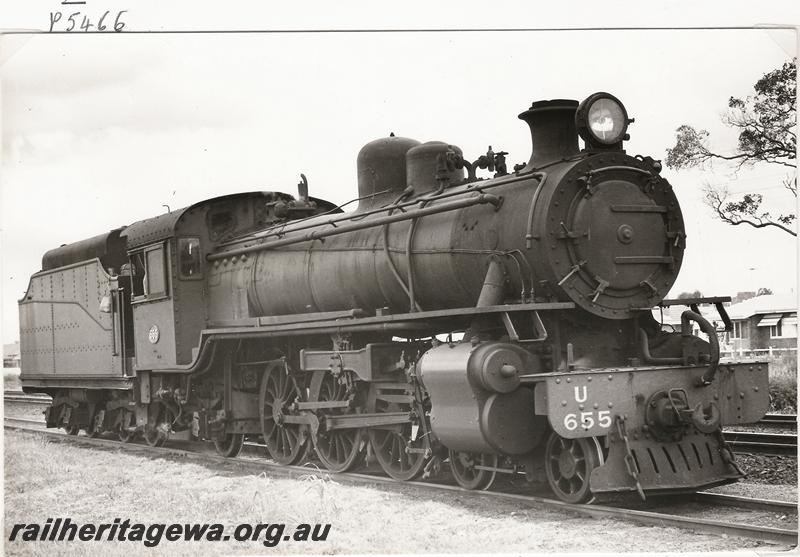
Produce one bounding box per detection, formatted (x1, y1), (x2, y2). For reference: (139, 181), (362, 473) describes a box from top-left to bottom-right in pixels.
(1, 29), (797, 346)
(1, 34), (253, 144)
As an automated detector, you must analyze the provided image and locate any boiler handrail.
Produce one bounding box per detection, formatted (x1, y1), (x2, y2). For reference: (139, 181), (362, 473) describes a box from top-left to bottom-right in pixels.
(207, 193), (501, 261)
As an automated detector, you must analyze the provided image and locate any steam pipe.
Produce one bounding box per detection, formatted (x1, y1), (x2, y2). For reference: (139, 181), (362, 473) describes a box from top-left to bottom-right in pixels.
(382, 222), (423, 313)
(405, 217), (419, 312)
(638, 329), (682, 365)
(476, 257), (506, 307)
(524, 172), (547, 248)
(681, 310), (720, 386)
(638, 309), (720, 386)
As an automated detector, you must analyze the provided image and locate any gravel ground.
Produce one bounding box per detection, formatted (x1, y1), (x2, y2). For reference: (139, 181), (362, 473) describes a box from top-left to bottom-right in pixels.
(4, 368), (22, 391)
(736, 453), (798, 486)
(709, 482), (798, 502)
(729, 424), (797, 435)
(4, 401), (50, 423)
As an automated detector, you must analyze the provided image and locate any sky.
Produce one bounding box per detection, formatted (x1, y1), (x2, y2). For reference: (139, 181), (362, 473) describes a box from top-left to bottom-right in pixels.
(1, 3), (798, 344)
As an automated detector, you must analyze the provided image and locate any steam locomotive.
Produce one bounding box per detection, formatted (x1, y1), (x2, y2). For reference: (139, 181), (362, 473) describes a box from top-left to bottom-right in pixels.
(19, 92), (769, 503)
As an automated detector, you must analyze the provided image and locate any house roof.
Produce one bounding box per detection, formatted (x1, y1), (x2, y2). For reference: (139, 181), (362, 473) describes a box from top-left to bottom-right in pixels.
(3, 342), (20, 357)
(650, 293), (798, 327)
(725, 293), (798, 320)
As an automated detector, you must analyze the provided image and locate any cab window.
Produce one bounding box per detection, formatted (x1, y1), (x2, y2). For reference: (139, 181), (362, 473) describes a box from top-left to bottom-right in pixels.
(130, 243), (168, 299)
(178, 237), (203, 280)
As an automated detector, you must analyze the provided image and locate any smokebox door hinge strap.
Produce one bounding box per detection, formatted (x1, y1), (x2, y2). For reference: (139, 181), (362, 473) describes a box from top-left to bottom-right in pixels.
(639, 279), (658, 295)
(591, 277), (609, 302)
(557, 260), (586, 287)
(557, 221), (587, 240)
(577, 172), (597, 196)
(666, 229), (685, 248)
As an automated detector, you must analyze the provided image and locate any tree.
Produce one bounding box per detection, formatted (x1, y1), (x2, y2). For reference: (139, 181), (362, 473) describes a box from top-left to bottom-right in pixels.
(677, 290), (703, 299)
(665, 59), (797, 236)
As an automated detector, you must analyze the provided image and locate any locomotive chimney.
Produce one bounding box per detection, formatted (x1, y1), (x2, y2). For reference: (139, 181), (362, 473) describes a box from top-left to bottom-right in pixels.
(517, 99), (579, 170)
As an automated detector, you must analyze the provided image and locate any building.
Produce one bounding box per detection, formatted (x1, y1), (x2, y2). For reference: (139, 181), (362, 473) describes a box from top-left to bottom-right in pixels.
(3, 341), (21, 368)
(650, 293), (798, 357)
(723, 293), (798, 353)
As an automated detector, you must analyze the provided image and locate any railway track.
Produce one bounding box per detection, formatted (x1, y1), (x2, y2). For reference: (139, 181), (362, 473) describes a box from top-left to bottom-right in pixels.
(4, 417), (797, 546)
(4, 393), (51, 405)
(724, 431), (798, 456)
(4, 393), (798, 455)
(760, 413), (798, 427)
(5, 391), (797, 424)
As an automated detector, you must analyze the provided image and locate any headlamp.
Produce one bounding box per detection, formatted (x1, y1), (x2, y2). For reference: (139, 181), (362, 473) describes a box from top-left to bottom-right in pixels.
(576, 93), (630, 147)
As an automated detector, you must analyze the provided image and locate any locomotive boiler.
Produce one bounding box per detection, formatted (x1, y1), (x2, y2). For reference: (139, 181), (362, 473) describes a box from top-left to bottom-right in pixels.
(19, 92), (770, 503)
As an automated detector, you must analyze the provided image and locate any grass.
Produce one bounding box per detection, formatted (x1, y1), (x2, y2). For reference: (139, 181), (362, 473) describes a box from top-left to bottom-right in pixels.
(767, 352), (797, 413)
(3, 431), (771, 555)
(4, 367), (22, 391)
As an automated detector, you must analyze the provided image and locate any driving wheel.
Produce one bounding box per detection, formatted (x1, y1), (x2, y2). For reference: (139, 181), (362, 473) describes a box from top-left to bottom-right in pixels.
(259, 363), (308, 465)
(367, 382), (430, 481)
(314, 373), (364, 473)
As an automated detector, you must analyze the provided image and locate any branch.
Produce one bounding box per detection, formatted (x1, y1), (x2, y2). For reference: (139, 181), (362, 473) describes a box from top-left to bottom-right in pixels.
(784, 174), (798, 196)
(723, 216), (797, 236)
(703, 183), (797, 236)
(665, 125), (794, 171)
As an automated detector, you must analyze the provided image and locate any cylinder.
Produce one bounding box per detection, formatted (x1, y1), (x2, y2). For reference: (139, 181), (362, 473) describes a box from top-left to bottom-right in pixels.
(420, 341), (545, 454)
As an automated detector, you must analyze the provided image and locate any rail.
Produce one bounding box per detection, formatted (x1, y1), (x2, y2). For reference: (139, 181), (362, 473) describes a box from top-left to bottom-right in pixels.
(4, 393), (51, 405)
(723, 431), (798, 456)
(5, 420), (797, 546)
(5, 393), (796, 450)
(760, 413), (798, 426)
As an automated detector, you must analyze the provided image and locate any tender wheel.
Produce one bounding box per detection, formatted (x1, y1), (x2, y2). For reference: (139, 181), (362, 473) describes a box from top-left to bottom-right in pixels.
(314, 374), (364, 473)
(63, 425), (79, 436)
(544, 432), (603, 503)
(448, 450), (498, 490)
(260, 363), (308, 465)
(144, 404), (174, 447)
(367, 383), (430, 481)
(214, 433), (245, 458)
(88, 408), (105, 438)
(117, 410), (136, 443)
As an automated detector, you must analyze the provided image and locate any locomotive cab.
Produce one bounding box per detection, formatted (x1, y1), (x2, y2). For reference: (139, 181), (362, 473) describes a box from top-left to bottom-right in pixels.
(121, 191), (339, 369)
